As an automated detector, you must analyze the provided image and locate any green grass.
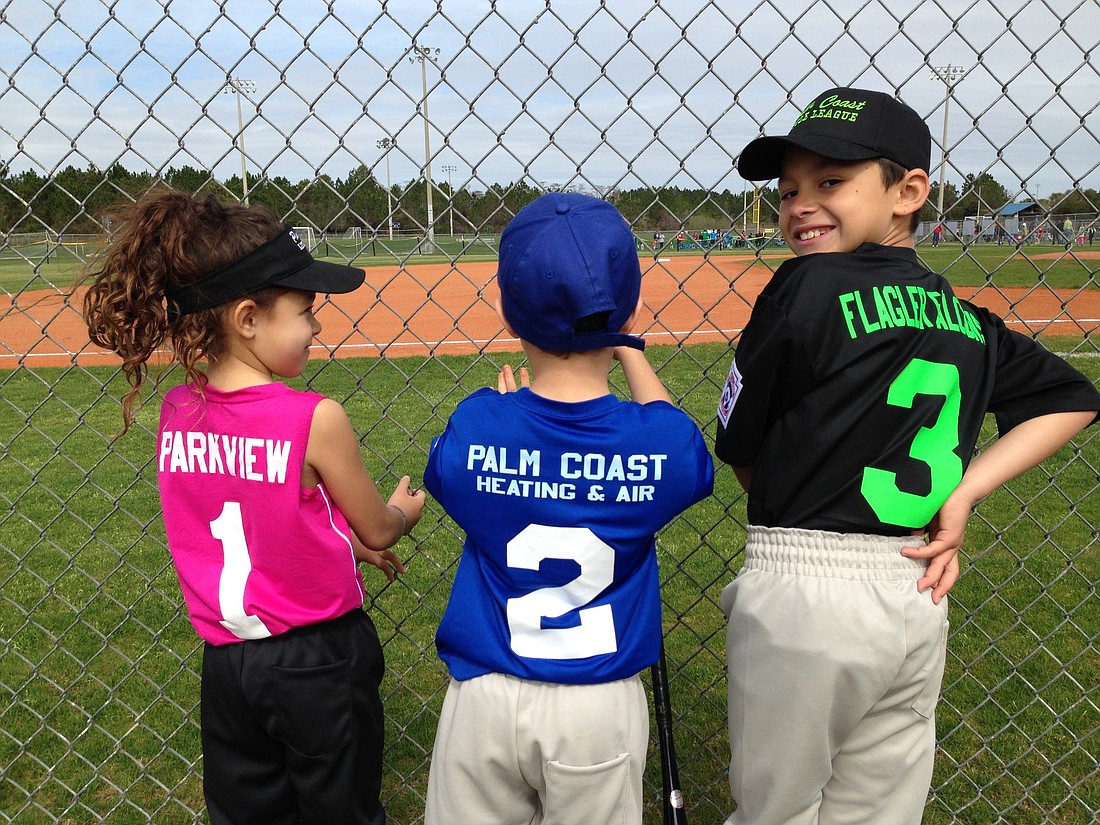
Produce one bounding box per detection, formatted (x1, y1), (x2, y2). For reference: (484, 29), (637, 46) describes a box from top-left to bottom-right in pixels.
(2, 238), (1097, 294)
(915, 243), (1100, 290)
(1, 344), (1097, 823)
(0, 234), (502, 294)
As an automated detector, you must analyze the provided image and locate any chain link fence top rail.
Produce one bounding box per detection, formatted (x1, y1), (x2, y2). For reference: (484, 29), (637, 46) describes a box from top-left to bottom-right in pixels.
(1, 1), (1098, 822)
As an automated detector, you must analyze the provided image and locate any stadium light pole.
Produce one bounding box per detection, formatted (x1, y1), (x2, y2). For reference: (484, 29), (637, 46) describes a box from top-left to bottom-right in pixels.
(409, 44), (441, 245)
(930, 65), (967, 224)
(376, 137), (396, 240)
(442, 163), (457, 237)
(224, 77), (256, 205)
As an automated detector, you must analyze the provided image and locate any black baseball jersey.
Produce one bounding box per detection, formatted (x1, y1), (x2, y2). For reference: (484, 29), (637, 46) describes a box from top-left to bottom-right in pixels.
(715, 243), (1100, 535)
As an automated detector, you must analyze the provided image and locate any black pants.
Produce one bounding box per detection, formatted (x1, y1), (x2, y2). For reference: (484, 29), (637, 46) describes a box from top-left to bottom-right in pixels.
(200, 609), (386, 825)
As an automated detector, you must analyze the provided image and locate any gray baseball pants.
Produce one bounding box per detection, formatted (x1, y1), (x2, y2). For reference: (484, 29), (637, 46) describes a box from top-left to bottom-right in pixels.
(722, 525), (949, 825)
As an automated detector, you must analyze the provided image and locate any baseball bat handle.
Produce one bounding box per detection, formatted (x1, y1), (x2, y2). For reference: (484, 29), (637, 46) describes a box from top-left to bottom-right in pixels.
(652, 639), (687, 825)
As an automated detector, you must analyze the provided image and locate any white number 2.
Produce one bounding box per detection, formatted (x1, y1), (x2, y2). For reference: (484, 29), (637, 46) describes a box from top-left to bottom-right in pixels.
(209, 501), (272, 640)
(505, 524), (617, 660)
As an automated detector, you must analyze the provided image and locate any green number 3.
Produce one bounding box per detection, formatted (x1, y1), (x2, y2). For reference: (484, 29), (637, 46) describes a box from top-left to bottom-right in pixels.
(861, 358), (962, 528)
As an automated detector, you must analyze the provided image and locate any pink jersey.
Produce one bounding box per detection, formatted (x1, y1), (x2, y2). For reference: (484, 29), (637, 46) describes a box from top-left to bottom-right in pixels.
(157, 383), (366, 645)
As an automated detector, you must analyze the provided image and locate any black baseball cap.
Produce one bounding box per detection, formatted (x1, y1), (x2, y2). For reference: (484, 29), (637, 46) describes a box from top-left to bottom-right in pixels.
(737, 87), (931, 181)
(166, 225), (364, 320)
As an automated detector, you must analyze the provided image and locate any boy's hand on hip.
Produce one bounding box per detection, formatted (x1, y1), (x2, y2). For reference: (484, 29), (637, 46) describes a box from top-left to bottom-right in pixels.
(902, 492), (969, 604)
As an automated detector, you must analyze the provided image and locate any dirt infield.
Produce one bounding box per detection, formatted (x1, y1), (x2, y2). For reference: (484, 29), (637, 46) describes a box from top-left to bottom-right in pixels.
(2, 254), (1098, 369)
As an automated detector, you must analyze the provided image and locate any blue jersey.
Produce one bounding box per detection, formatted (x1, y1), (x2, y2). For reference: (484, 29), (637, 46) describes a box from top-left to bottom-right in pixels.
(425, 388), (714, 685)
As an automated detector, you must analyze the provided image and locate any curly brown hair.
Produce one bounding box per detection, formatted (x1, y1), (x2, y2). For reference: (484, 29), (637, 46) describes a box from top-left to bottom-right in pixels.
(81, 189), (283, 431)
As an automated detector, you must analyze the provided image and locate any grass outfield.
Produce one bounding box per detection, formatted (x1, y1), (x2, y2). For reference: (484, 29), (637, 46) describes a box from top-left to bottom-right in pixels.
(1, 343), (1097, 823)
(0, 233), (500, 293)
(1, 238), (1097, 293)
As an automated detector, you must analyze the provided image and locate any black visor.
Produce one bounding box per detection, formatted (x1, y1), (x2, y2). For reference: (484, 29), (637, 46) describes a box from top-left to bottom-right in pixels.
(166, 226), (364, 320)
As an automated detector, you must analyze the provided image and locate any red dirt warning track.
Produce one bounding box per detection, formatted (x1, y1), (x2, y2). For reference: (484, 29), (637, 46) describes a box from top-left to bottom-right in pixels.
(2, 254), (1098, 370)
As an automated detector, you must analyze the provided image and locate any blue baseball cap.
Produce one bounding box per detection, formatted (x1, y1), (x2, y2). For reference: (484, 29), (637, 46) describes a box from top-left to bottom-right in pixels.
(497, 193), (645, 353)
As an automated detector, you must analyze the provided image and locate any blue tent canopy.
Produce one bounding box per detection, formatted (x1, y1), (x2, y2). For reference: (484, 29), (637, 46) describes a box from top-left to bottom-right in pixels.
(995, 202), (1040, 216)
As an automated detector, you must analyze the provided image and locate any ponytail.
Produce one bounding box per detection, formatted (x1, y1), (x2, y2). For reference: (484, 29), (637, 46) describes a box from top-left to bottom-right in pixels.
(80, 188), (282, 431)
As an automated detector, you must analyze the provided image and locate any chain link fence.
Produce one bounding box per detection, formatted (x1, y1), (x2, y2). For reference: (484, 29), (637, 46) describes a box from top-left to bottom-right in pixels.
(2, 1), (1097, 822)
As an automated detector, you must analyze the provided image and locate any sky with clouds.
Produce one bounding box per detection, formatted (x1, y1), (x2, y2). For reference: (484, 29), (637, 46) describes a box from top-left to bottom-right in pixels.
(1, 0), (1097, 201)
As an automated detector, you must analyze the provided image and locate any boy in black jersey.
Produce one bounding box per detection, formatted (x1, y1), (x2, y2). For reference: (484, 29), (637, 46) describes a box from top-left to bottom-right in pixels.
(715, 87), (1099, 825)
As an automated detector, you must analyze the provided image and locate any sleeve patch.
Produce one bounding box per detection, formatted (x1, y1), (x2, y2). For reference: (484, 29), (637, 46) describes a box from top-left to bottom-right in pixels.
(717, 359), (743, 428)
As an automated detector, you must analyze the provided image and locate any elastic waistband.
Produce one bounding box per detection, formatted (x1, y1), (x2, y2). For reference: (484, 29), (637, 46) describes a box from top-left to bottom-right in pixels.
(744, 525), (927, 581)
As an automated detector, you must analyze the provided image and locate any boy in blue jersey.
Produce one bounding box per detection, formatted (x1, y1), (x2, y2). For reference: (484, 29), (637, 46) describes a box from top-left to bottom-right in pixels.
(423, 192), (714, 825)
(716, 87), (1100, 824)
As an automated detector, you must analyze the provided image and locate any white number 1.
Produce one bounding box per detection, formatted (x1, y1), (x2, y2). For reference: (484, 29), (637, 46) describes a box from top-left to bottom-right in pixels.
(506, 524), (618, 660)
(209, 501), (272, 640)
